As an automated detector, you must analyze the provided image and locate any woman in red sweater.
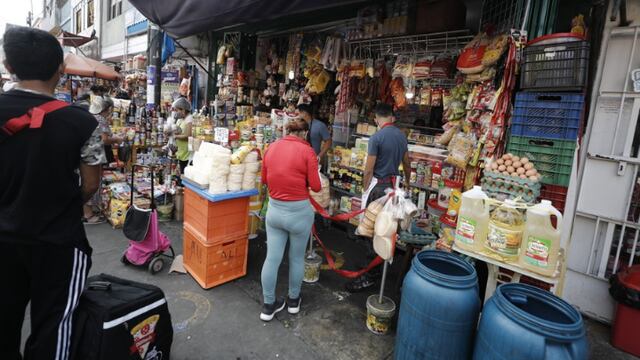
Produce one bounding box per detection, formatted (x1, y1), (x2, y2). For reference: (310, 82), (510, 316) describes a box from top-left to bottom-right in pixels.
(259, 119), (322, 321)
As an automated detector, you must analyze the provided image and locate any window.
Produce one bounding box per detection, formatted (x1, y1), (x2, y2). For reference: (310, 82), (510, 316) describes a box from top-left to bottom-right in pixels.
(107, 0), (122, 21)
(87, 0), (94, 27)
(75, 7), (82, 33)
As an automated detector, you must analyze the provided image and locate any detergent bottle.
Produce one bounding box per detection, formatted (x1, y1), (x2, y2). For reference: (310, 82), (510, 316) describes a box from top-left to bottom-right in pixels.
(519, 200), (563, 276)
(455, 186), (489, 253)
(486, 199), (525, 260)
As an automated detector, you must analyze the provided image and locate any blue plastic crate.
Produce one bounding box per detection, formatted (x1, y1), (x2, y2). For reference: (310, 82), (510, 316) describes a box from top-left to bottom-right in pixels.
(510, 92), (584, 140)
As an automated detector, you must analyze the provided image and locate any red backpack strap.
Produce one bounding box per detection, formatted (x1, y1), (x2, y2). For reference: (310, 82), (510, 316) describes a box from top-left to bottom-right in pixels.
(1, 100), (69, 140)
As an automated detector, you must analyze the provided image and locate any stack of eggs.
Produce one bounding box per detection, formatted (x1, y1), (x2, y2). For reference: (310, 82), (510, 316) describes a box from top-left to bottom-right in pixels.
(487, 153), (539, 182)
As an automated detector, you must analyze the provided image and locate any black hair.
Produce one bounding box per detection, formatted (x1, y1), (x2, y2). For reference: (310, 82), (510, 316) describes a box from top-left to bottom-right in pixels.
(374, 103), (393, 117)
(3, 26), (64, 81)
(297, 103), (313, 116)
(76, 93), (90, 101)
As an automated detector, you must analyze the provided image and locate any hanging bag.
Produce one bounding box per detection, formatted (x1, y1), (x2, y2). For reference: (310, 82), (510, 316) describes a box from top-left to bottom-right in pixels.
(123, 165), (154, 242)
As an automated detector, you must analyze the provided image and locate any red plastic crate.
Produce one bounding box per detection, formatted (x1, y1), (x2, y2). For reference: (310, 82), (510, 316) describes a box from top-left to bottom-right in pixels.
(539, 184), (568, 213)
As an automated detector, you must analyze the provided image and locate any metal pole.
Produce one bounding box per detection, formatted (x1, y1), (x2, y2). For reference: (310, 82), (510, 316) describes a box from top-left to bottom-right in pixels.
(378, 260), (389, 304)
(149, 24), (162, 106)
(307, 232), (314, 257)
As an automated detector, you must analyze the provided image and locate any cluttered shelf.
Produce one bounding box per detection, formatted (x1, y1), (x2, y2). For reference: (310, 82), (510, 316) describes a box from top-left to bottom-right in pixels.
(330, 185), (361, 198)
(331, 164), (364, 174)
(410, 183), (438, 192)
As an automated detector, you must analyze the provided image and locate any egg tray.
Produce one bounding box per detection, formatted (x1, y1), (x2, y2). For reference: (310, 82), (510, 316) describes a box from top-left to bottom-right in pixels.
(481, 170), (541, 203)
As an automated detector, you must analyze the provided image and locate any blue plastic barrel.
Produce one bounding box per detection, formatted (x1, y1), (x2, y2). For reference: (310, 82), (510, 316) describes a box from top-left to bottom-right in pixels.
(473, 283), (588, 360)
(395, 250), (480, 360)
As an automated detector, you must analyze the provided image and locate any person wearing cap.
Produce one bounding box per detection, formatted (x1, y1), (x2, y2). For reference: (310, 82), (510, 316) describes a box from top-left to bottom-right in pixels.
(172, 97), (193, 174)
(83, 95), (123, 224)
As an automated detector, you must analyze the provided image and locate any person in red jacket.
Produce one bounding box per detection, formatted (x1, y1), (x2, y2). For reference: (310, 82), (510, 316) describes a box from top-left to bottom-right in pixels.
(260, 119), (321, 321)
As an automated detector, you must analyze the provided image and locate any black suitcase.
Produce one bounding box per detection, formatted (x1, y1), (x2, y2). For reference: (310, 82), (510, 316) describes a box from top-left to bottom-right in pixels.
(70, 274), (173, 360)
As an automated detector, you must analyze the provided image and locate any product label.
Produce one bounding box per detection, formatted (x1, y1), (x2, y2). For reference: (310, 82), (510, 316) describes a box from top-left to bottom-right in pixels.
(455, 217), (477, 245)
(524, 236), (551, 267)
(486, 224), (522, 256)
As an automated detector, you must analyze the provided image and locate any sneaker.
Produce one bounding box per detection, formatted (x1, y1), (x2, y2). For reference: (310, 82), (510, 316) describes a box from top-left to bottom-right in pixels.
(260, 298), (286, 322)
(287, 296), (302, 314)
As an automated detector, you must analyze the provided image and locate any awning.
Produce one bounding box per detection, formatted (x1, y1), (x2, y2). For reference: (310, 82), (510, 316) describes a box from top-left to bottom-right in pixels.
(64, 53), (121, 80)
(57, 31), (94, 48)
(128, 0), (366, 38)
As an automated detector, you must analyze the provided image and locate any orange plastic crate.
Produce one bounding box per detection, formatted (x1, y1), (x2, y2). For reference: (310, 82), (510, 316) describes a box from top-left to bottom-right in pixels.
(183, 227), (248, 289)
(184, 188), (250, 244)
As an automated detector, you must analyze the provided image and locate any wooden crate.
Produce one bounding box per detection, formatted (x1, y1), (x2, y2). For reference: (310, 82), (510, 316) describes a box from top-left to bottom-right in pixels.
(183, 227), (248, 289)
(184, 188), (250, 244)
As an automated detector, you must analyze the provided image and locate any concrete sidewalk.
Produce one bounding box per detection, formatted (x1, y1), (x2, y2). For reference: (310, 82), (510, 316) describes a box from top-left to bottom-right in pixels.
(22, 220), (637, 359)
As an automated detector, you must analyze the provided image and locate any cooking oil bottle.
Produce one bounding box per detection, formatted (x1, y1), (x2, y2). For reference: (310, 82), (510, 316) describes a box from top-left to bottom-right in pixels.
(485, 199), (525, 260)
(455, 186), (489, 253)
(518, 200), (563, 276)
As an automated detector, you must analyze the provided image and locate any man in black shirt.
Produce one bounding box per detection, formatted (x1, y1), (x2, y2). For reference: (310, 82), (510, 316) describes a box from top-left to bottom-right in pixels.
(0, 27), (104, 360)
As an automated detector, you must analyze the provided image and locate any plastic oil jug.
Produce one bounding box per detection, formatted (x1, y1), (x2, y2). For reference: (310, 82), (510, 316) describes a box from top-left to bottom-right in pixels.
(455, 186), (489, 253)
(518, 200), (563, 276)
(486, 199), (525, 260)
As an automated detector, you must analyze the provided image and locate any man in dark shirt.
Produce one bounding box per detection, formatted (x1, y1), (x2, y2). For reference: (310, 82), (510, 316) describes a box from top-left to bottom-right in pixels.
(346, 103), (411, 292)
(0, 26), (104, 360)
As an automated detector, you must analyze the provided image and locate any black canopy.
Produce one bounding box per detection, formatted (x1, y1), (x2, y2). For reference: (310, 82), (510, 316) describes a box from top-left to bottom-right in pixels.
(129, 0), (367, 38)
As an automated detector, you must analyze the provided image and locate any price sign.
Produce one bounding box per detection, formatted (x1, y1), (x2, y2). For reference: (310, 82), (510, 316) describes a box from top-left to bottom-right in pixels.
(214, 127), (229, 144)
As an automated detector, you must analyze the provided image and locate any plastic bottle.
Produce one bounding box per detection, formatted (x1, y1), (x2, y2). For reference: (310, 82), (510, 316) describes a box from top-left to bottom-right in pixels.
(518, 200), (563, 276)
(486, 199), (525, 260)
(455, 186), (490, 253)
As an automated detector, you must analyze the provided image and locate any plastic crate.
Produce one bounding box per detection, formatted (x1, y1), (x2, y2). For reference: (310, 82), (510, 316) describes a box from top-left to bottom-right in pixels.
(506, 136), (576, 186)
(511, 92), (584, 140)
(183, 188), (250, 245)
(521, 40), (589, 90)
(539, 184), (569, 213)
(183, 227), (248, 289)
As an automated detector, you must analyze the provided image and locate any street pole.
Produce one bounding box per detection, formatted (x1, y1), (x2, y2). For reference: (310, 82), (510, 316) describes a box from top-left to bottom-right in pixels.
(148, 23), (162, 106)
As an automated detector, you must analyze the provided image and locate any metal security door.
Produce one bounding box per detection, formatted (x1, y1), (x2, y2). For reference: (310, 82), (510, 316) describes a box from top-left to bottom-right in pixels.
(564, 16), (640, 322)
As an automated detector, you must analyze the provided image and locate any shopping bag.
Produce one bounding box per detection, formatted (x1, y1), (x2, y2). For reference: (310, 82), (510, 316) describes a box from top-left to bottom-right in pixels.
(123, 205), (152, 242)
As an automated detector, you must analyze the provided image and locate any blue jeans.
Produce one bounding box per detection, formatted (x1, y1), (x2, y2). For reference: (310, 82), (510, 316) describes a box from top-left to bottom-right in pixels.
(261, 198), (314, 304)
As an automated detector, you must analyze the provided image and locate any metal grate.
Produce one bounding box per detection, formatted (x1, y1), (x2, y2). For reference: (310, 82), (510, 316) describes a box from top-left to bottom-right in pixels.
(347, 30), (474, 59)
(480, 0), (526, 33)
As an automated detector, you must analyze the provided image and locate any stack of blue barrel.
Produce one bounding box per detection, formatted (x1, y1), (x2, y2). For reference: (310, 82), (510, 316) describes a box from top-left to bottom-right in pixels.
(394, 250), (587, 359)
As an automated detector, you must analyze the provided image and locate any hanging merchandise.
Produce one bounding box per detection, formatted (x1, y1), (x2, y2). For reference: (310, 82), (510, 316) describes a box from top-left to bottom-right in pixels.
(457, 33), (488, 74)
(482, 34), (509, 67)
(392, 55), (413, 80)
(390, 78), (407, 109)
(446, 131), (477, 169)
(412, 56), (433, 80)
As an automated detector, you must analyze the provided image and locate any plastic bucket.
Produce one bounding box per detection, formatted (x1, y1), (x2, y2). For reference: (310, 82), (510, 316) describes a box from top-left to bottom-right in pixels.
(303, 254), (323, 283)
(367, 294), (396, 335)
(157, 203), (174, 222)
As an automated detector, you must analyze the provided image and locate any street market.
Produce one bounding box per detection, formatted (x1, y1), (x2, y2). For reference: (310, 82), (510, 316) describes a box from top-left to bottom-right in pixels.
(3, 0), (640, 359)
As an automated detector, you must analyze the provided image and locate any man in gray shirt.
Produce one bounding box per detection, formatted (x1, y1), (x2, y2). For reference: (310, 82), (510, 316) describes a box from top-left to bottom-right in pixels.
(298, 104), (332, 160)
(347, 103), (411, 293)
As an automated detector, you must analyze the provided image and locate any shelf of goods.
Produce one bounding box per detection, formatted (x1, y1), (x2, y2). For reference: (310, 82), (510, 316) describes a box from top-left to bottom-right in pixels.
(182, 180), (258, 289)
(453, 244), (566, 303)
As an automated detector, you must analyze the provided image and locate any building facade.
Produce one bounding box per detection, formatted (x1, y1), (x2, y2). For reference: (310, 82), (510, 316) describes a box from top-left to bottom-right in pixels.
(100, 0), (148, 62)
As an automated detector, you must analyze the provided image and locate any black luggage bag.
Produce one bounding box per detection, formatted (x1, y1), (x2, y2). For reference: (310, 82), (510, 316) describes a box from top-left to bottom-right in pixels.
(70, 274), (173, 360)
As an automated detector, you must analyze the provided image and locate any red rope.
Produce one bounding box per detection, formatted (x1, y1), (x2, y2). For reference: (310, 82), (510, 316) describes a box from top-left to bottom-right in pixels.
(308, 196), (383, 278)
